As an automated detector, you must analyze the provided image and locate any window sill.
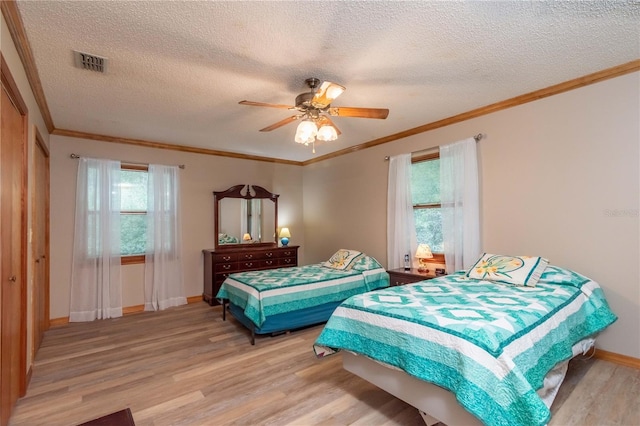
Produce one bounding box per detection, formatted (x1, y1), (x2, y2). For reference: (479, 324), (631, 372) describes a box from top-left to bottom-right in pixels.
(121, 255), (145, 265)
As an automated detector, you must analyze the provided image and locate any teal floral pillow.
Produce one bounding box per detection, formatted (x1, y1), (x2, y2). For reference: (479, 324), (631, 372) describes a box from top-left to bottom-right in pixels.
(322, 249), (363, 271)
(466, 253), (549, 287)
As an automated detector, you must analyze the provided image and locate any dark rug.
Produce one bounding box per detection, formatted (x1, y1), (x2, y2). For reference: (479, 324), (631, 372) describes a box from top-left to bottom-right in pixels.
(77, 408), (135, 426)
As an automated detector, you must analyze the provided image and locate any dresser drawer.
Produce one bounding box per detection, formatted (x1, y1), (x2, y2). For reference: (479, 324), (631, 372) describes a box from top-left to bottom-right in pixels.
(278, 248), (297, 258)
(262, 258), (278, 268)
(238, 260), (263, 270)
(387, 268), (433, 286)
(215, 262), (238, 273)
(261, 250), (278, 260)
(215, 272), (232, 284)
(278, 257), (296, 267)
(214, 253), (237, 263)
(238, 251), (263, 261)
(390, 274), (420, 286)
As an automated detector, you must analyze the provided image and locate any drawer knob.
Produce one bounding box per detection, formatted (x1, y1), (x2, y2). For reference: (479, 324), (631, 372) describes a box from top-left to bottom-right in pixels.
(223, 265), (231, 270)
(245, 262), (253, 267)
(266, 252), (273, 257)
(245, 254), (253, 259)
(223, 256), (231, 261)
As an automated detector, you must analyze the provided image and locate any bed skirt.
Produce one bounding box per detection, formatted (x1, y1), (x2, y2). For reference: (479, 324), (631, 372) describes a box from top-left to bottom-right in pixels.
(227, 300), (342, 343)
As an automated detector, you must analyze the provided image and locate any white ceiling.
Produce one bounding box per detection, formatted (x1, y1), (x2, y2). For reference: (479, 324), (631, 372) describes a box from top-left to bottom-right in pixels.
(15, 1), (640, 162)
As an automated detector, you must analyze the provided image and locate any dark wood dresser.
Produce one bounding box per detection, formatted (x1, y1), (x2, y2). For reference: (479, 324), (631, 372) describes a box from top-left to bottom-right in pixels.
(203, 245), (299, 305)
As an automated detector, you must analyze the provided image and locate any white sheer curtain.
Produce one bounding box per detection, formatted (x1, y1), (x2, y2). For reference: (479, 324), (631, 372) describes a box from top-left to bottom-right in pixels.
(250, 199), (261, 240)
(440, 138), (480, 273)
(387, 153), (417, 270)
(240, 200), (248, 238)
(144, 164), (187, 311)
(240, 199), (261, 240)
(69, 158), (123, 322)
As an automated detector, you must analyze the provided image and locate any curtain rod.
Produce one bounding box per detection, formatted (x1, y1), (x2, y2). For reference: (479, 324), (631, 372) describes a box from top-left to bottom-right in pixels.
(69, 153), (185, 169)
(384, 133), (484, 161)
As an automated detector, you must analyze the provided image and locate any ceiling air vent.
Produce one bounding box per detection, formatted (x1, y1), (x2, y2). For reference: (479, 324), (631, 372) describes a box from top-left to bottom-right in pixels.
(73, 50), (107, 73)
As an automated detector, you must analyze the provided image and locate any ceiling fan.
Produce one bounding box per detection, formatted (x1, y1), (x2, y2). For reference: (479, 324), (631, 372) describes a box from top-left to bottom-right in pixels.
(239, 78), (389, 149)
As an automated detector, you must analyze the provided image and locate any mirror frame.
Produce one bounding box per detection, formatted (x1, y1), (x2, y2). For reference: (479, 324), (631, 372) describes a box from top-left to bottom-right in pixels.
(214, 184), (279, 250)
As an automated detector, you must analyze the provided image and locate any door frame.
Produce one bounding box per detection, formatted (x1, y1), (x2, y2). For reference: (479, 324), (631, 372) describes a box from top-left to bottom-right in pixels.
(31, 127), (50, 360)
(1, 53), (29, 397)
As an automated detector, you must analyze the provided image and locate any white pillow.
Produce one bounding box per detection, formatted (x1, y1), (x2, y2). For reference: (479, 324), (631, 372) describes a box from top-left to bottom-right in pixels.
(466, 253), (549, 287)
(322, 249), (363, 271)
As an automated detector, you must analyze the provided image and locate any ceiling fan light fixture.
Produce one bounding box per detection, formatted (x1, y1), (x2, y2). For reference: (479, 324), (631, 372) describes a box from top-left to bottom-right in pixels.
(239, 77), (388, 152)
(294, 120), (318, 144)
(316, 124), (338, 141)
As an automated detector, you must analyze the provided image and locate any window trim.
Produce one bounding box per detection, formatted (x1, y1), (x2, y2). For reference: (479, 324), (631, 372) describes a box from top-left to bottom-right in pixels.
(120, 164), (148, 265)
(412, 152), (445, 263)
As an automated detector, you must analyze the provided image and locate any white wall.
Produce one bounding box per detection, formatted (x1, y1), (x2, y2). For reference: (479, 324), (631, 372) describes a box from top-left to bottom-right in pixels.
(49, 136), (304, 319)
(303, 72), (640, 358)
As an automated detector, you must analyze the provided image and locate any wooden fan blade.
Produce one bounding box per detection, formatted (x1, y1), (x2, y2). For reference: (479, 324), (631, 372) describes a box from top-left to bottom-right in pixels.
(328, 106), (389, 119)
(259, 115), (298, 132)
(311, 81), (346, 109)
(239, 100), (294, 109)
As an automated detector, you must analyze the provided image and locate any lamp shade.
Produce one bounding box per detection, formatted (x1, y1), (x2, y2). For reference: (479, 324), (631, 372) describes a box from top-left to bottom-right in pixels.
(242, 233), (251, 241)
(279, 228), (291, 238)
(415, 244), (433, 259)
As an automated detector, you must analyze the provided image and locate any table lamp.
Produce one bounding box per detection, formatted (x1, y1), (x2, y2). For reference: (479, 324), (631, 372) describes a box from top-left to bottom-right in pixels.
(242, 233), (252, 242)
(415, 244), (433, 273)
(279, 227), (291, 246)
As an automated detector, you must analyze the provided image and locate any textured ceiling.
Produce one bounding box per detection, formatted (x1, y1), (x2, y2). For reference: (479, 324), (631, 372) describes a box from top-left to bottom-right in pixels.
(15, 1), (640, 162)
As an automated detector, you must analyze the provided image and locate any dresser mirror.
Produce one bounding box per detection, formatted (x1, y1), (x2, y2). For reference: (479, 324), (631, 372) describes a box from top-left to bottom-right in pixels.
(214, 184), (279, 250)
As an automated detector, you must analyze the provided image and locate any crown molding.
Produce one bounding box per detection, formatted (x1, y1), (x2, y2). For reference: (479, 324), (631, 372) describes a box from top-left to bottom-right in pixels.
(51, 129), (303, 166)
(302, 59), (640, 166)
(1, 0), (54, 132)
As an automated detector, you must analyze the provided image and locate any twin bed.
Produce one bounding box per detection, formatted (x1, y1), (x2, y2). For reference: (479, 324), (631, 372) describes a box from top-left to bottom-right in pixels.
(216, 249), (617, 425)
(216, 249), (389, 344)
(313, 256), (617, 426)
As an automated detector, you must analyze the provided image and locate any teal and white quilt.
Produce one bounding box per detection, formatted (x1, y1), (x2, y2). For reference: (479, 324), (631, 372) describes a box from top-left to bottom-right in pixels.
(313, 266), (617, 426)
(216, 263), (389, 327)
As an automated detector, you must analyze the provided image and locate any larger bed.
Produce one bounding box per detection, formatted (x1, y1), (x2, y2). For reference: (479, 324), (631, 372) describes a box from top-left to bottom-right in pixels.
(217, 250), (389, 344)
(314, 259), (617, 426)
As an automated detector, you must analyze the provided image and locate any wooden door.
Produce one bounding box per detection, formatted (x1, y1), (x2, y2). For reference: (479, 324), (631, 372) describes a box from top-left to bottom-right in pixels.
(32, 132), (49, 360)
(1, 57), (28, 426)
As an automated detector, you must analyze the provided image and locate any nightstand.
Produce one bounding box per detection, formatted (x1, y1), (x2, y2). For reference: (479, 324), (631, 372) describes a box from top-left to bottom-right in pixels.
(387, 268), (434, 286)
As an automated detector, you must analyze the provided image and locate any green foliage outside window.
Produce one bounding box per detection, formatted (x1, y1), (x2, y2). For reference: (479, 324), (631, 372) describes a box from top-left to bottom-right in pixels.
(411, 158), (443, 252)
(120, 169), (148, 255)
(121, 215), (147, 255)
(411, 160), (440, 205)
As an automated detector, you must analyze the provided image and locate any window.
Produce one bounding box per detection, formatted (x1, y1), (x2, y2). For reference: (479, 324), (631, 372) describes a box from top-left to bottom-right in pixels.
(411, 153), (444, 260)
(120, 165), (148, 264)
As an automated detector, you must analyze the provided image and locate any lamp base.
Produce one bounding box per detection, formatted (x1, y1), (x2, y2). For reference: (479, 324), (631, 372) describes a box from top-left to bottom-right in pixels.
(280, 237), (289, 247)
(417, 258), (430, 273)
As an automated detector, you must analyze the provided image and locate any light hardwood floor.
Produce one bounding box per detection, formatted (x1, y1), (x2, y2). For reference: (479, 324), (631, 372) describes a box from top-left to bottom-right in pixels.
(10, 302), (640, 426)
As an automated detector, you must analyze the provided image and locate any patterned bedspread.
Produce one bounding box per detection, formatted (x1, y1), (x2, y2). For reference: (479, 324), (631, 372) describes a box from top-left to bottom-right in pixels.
(216, 263), (389, 327)
(313, 266), (617, 426)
